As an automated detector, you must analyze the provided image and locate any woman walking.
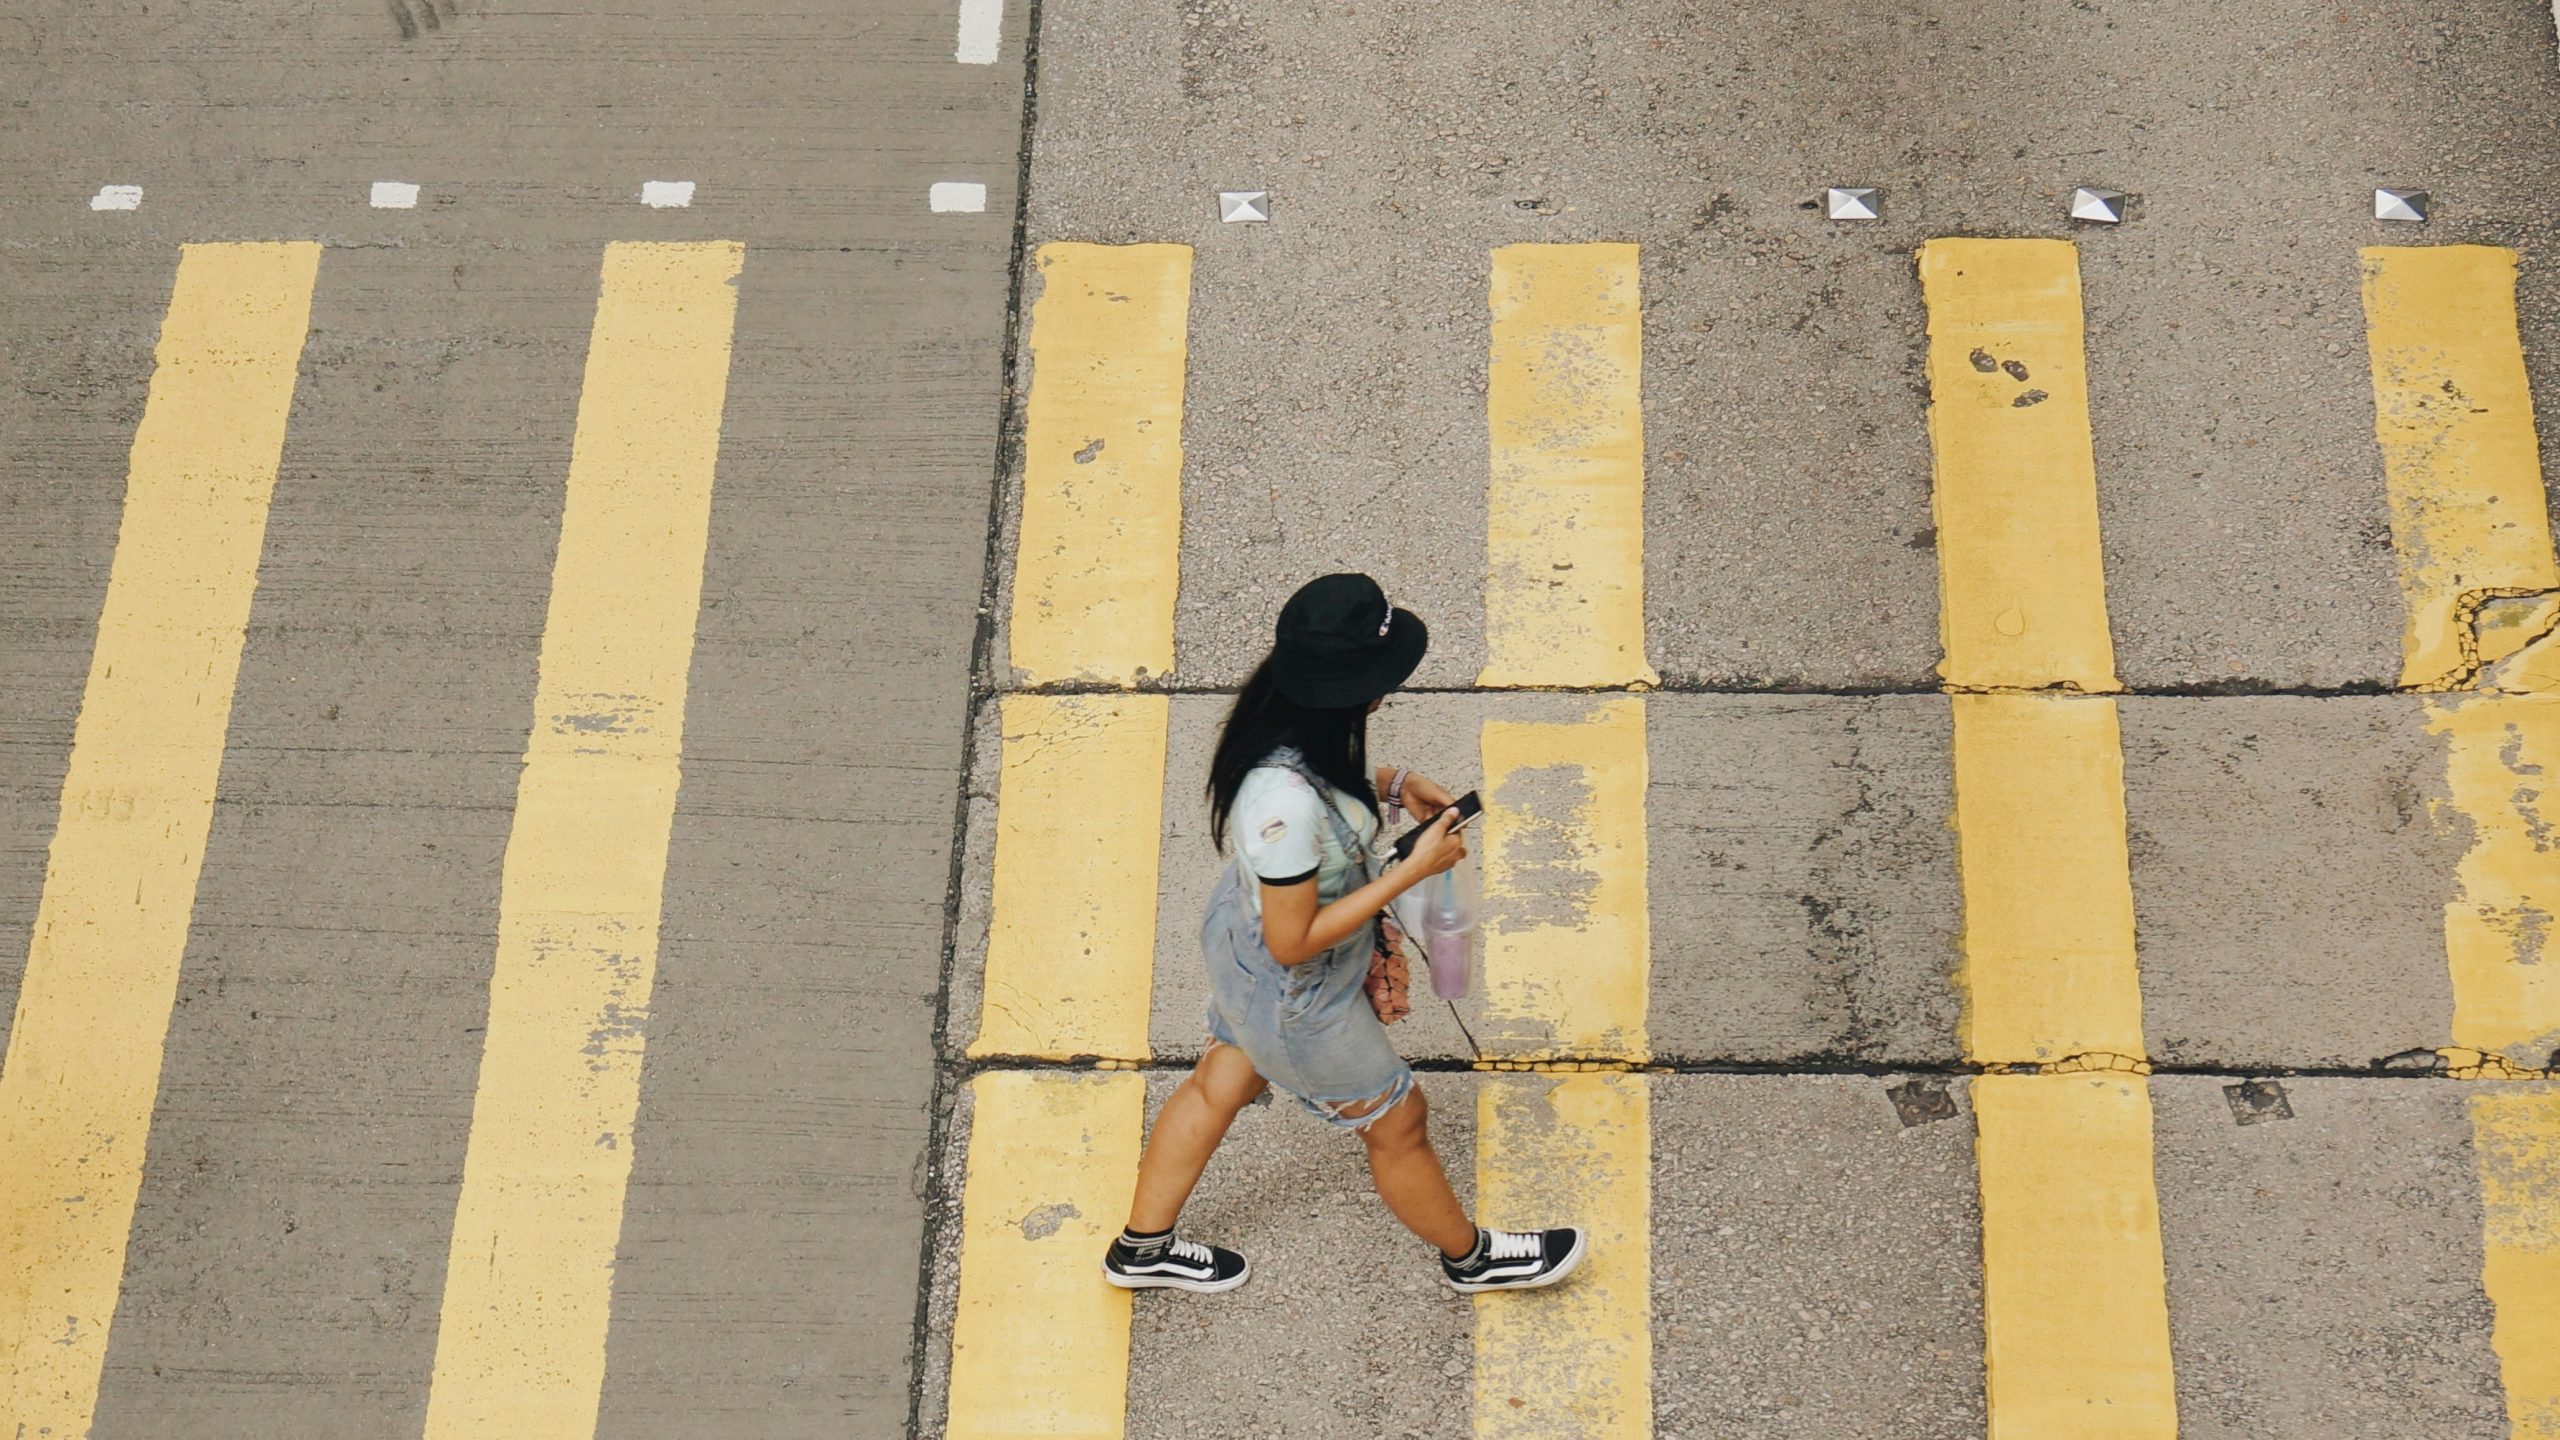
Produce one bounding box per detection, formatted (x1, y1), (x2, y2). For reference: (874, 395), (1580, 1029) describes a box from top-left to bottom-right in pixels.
(1102, 573), (1586, 1296)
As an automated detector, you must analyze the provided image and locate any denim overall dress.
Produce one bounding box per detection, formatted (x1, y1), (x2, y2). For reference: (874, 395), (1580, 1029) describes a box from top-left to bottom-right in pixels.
(1201, 755), (1416, 1129)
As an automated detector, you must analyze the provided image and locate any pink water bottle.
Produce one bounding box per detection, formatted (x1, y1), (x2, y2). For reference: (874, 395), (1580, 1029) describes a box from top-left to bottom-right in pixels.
(1417, 861), (1478, 1000)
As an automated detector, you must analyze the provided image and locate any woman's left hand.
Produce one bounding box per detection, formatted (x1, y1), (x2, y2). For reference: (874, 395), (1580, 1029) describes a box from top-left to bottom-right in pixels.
(1401, 772), (1457, 815)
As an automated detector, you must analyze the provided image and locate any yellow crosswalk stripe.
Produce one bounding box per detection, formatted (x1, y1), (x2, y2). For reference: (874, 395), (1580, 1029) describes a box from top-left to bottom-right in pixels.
(970, 693), (1167, 1061)
(2362, 243), (2560, 1440)
(1007, 243), (1191, 687)
(2472, 1087), (2560, 1440)
(1482, 243), (1658, 690)
(1475, 1073), (1649, 1440)
(1971, 1072), (2174, 1438)
(1478, 698), (1651, 1064)
(1922, 237), (2178, 1440)
(1947, 693), (2144, 1065)
(2431, 698), (2560, 1067)
(1922, 238), (2118, 695)
(423, 240), (744, 1439)
(0, 241), (321, 1437)
(946, 1071), (1145, 1440)
(952, 241), (1189, 1434)
(1473, 244), (1654, 1438)
(2362, 246), (2560, 693)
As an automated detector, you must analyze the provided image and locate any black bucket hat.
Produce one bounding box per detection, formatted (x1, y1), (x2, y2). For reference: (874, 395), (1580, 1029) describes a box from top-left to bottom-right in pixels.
(1271, 573), (1429, 708)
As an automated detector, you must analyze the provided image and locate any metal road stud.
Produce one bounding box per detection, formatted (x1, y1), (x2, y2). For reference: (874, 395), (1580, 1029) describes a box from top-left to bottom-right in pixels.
(1218, 189), (1271, 223)
(1824, 186), (1880, 221)
(2069, 186), (2126, 224)
(2375, 187), (2429, 223)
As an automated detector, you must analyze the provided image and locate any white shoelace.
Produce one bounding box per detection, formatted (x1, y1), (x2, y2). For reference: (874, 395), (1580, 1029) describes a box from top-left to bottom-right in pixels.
(1170, 1237), (1215, 1267)
(1484, 1230), (1540, 1263)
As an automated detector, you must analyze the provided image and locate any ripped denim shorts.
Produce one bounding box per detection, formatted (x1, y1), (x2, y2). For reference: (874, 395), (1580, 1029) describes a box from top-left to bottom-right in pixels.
(1200, 858), (1414, 1131)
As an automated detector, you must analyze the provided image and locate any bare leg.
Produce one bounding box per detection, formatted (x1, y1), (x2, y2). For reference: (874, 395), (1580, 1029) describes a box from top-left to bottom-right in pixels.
(1126, 1043), (1269, 1232)
(1352, 1083), (1477, 1258)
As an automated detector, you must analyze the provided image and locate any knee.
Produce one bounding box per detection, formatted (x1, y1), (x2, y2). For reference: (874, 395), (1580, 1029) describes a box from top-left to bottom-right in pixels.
(1353, 1083), (1428, 1150)
(1191, 1048), (1268, 1113)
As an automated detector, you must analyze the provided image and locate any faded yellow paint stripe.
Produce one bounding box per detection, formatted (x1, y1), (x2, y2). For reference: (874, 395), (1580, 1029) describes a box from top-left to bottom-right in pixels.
(1474, 1073), (1649, 1440)
(2473, 1085), (2560, 1439)
(0, 242), (320, 1434)
(2365, 249), (2560, 1436)
(2427, 695), (2560, 1063)
(2361, 246), (2557, 690)
(1920, 239), (2117, 693)
(1928, 237), (2170, 1438)
(1948, 694), (2145, 1066)
(947, 1070), (1144, 1440)
(1482, 243), (1658, 689)
(1973, 1074), (2178, 1440)
(422, 241), (743, 1439)
(1007, 243), (1190, 687)
(970, 693), (1167, 1061)
(1478, 697), (1649, 1062)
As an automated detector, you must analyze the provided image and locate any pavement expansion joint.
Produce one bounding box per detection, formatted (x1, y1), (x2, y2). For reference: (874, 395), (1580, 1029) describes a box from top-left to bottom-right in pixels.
(942, 1051), (2559, 1082)
(983, 678), (2449, 704)
(1979, 1051), (2155, 1077)
(2388, 1046), (2560, 1081)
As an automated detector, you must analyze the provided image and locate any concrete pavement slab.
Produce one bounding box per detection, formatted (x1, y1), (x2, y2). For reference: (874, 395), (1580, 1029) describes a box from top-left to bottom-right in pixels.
(2125, 698), (2469, 1072)
(1651, 1074), (1987, 1440)
(2152, 1076), (2507, 1438)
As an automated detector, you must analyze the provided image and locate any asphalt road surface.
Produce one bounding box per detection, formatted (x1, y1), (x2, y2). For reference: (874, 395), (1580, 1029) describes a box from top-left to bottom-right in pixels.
(5, 1), (2560, 1438)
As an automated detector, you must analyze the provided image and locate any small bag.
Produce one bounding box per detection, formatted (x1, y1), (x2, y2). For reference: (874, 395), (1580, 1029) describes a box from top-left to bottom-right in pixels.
(1366, 918), (1414, 1025)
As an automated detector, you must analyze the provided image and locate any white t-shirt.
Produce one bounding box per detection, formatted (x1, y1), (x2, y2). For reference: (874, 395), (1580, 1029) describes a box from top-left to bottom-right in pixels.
(1231, 750), (1380, 918)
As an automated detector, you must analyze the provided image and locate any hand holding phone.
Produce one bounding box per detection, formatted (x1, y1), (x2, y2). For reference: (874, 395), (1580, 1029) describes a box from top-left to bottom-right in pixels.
(1390, 790), (1482, 863)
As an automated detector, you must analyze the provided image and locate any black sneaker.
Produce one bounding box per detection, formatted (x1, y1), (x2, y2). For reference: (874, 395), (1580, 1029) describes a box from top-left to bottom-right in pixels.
(1102, 1234), (1251, 1293)
(1441, 1227), (1587, 1293)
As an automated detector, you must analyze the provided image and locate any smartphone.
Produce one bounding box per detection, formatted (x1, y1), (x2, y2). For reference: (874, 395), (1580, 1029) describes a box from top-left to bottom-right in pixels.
(1389, 791), (1483, 862)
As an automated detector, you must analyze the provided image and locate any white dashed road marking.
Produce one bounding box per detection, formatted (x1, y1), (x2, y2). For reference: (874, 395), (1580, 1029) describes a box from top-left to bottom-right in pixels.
(89, 185), (143, 211)
(371, 181), (421, 209)
(956, 0), (1003, 63)
(930, 181), (988, 213)
(641, 180), (697, 209)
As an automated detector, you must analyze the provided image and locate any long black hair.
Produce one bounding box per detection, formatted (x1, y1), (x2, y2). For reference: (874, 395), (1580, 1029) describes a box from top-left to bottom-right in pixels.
(1207, 656), (1376, 852)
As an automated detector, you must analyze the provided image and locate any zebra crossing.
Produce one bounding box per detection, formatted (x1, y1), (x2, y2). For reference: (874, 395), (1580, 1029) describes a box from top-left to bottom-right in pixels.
(0, 229), (2553, 1439)
(936, 238), (2560, 1439)
(0, 241), (751, 1440)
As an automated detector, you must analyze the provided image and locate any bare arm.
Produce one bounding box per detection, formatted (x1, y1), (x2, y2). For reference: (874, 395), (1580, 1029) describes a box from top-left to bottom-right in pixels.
(1259, 811), (1465, 965)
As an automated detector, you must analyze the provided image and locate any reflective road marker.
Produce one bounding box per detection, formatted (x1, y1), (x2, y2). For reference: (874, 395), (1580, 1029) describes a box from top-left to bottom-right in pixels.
(1922, 237), (2178, 1440)
(2364, 243), (2560, 1439)
(0, 241), (320, 1438)
(969, 693), (1167, 1061)
(1482, 243), (1657, 689)
(1008, 243), (1191, 687)
(422, 241), (743, 1439)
